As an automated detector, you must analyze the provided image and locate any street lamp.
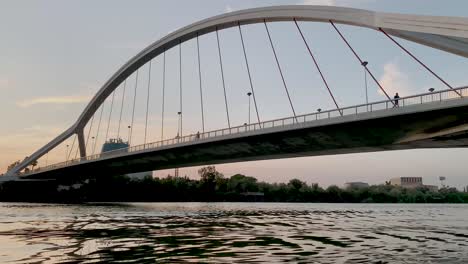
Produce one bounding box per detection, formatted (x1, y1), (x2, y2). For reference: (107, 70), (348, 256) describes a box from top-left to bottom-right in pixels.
(66, 144), (69, 161)
(429, 88), (435, 101)
(361, 61), (369, 109)
(177, 111), (182, 137)
(175, 112), (182, 178)
(127, 125), (131, 145)
(247, 92), (252, 125)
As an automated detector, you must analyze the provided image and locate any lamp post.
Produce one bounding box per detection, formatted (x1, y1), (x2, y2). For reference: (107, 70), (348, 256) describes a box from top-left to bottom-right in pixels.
(66, 144), (69, 161)
(127, 125), (131, 145)
(429, 88), (435, 101)
(247, 92), (252, 125)
(175, 111), (182, 178)
(361, 61), (369, 110)
(177, 111), (182, 138)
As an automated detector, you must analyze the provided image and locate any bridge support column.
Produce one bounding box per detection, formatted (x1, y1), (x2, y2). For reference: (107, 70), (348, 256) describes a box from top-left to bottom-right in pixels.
(77, 130), (87, 158)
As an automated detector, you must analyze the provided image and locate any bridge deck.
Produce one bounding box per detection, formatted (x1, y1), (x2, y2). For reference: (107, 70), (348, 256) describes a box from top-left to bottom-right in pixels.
(22, 87), (468, 179)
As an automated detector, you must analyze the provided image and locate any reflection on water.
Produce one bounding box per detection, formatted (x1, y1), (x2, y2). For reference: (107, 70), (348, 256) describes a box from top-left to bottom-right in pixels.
(0, 203), (467, 263)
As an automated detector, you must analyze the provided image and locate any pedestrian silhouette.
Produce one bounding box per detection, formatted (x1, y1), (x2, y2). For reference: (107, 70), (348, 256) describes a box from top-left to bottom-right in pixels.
(196, 131), (200, 139)
(394, 92), (400, 107)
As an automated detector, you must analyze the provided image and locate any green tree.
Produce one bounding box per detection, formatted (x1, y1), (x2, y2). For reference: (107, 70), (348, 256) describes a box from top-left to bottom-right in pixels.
(228, 174), (258, 193)
(326, 185), (344, 202)
(31, 160), (38, 171)
(198, 166), (224, 193)
(288, 179), (306, 190)
(7, 161), (20, 171)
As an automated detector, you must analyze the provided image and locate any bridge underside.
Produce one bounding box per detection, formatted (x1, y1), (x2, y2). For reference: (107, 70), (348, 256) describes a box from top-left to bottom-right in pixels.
(24, 104), (468, 181)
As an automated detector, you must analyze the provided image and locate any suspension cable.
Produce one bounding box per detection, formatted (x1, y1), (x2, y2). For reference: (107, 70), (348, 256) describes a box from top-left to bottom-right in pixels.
(264, 20), (297, 120)
(85, 114), (95, 151)
(116, 80), (127, 139)
(93, 102), (105, 155)
(216, 27), (231, 128)
(73, 134), (80, 160)
(330, 20), (393, 103)
(161, 51), (166, 141)
(104, 90), (116, 143)
(238, 22), (261, 123)
(196, 33), (205, 132)
(72, 133), (81, 160)
(145, 60), (152, 144)
(67, 135), (76, 160)
(379, 28), (462, 97)
(129, 69), (139, 145)
(294, 19), (342, 116)
(74, 140), (80, 159)
(179, 41), (183, 135)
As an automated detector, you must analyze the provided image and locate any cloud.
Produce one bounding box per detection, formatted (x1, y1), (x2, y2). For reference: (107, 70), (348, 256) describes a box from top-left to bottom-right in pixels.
(0, 125), (68, 173)
(0, 77), (11, 91)
(17, 95), (92, 108)
(300, 0), (336, 5)
(378, 61), (412, 97)
(224, 5), (234, 13)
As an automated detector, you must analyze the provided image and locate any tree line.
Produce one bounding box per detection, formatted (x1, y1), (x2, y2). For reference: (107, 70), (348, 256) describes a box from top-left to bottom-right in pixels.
(2, 166), (466, 203)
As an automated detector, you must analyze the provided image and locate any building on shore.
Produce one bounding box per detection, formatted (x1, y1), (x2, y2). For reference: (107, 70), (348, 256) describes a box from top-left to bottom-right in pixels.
(390, 177), (423, 188)
(389, 177), (438, 191)
(344, 182), (369, 189)
(423, 185), (439, 192)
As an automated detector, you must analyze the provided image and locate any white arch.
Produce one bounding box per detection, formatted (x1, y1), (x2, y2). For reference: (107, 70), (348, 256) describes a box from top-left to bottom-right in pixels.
(7, 5), (468, 176)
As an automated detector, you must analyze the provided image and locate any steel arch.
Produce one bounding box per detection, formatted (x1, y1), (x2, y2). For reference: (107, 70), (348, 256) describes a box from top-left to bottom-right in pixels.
(7, 5), (468, 176)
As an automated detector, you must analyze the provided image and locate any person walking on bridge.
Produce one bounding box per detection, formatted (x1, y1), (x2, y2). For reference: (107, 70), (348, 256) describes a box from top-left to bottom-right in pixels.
(394, 93), (400, 107)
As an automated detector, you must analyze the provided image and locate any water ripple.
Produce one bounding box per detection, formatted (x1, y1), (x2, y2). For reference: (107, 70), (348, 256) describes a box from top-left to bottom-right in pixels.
(0, 203), (467, 263)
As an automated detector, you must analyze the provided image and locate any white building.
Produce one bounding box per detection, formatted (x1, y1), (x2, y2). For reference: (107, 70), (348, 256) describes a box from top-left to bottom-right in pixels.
(390, 177), (423, 188)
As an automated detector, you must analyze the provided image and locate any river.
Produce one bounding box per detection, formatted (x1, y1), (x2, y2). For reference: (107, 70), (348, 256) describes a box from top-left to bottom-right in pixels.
(0, 203), (467, 263)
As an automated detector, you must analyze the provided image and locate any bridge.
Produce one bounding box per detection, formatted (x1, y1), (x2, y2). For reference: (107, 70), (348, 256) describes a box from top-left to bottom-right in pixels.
(4, 5), (468, 180)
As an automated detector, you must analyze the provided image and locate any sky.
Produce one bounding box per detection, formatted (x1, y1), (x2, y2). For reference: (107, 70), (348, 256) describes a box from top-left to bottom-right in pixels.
(1, 0), (468, 189)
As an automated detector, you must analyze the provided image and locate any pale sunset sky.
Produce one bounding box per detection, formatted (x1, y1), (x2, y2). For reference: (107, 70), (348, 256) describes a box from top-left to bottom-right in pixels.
(1, 0), (468, 189)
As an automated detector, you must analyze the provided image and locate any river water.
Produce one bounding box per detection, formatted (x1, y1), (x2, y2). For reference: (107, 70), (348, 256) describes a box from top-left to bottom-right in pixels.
(0, 203), (467, 263)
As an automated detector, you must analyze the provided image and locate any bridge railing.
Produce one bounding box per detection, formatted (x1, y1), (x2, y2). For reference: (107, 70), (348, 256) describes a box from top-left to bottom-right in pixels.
(24, 86), (468, 176)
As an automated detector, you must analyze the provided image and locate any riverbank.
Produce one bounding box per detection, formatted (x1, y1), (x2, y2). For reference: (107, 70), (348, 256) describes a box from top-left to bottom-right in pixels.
(1, 166), (467, 203)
